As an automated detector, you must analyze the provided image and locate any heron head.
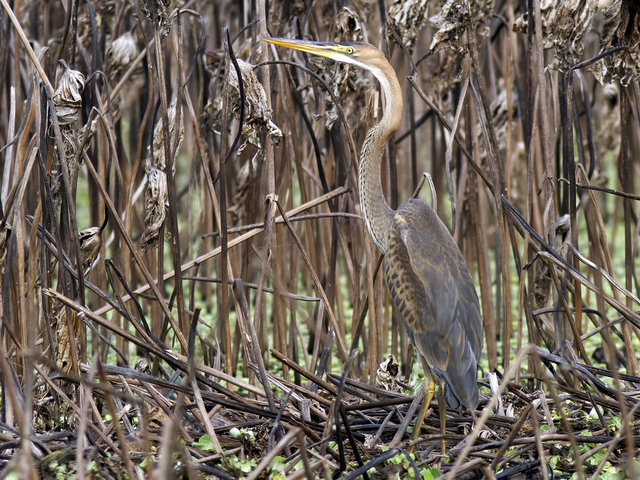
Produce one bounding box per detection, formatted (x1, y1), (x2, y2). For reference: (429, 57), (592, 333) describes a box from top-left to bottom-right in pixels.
(264, 36), (402, 128)
(263, 37), (386, 73)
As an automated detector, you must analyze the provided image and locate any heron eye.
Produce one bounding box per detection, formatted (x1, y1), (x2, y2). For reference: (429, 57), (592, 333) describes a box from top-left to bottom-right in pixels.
(347, 47), (355, 54)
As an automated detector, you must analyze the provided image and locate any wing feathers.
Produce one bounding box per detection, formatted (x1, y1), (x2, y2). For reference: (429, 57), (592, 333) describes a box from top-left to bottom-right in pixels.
(384, 199), (482, 410)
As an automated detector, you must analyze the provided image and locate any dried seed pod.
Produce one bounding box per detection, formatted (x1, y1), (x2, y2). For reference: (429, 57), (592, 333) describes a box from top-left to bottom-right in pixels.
(105, 31), (144, 122)
(53, 60), (85, 125)
(141, 167), (169, 252)
(105, 31), (138, 79)
(79, 226), (103, 273)
(140, 99), (182, 251)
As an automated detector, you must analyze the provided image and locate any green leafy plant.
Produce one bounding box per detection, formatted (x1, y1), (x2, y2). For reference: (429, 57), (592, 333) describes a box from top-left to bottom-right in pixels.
(607, 415), (622, 435)
(227, 455), (257, 474)
(230, 427), (256, 444)
(47, 460), (71, 480)
(192, 434), (217, 452)
(262, 455), (286, 480)
(382, 449), (441, 479)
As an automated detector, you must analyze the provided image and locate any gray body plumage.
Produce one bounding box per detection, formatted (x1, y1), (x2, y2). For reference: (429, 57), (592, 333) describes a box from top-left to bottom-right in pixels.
(383, 199), (482, 409)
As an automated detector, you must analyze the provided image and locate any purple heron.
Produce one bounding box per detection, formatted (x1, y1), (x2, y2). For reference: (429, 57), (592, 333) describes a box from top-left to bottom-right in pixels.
(265, 37), (483, 444)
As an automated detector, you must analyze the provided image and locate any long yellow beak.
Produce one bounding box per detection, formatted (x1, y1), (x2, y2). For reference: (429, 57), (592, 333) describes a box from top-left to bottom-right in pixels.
(263, 37), (342, 60)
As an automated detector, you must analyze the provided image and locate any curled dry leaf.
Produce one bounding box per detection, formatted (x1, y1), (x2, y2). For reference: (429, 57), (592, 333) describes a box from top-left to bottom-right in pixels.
(429, 0), (492, 54)
(323, 8), (369, 130)
(54, 303), (81, 374)
(589, 0), (640, 85)
(514, 0), (598, 68)
(334, 6), (363, 43)
(426, 52), (465, 100)
(513, 14), (527, 34)
(0, 222), (10, 251)
(0, 223), (11, 275)
(141, 167), (169, 252)
(150, 99), (184, 172)
(139, 0), (172, 33)
(375, 354), (402, 393)
(135, 357), (152, 374)
(488, 372), (505, 416)
(77, 0), (118, 53)
(388, 0), (429, 52)
(53, 60), (85, 124)
(230, 59), (282, 154)
(363, 434), (378, 450)
(228, 152), (257, 222)
(51, 60), (85, 203)
(424, 0), (491, 97)
(204, 55), (282, 156)
(140, 99), (182, 250)
(490, 84), (521, 152)
(430, 0), (466, 54)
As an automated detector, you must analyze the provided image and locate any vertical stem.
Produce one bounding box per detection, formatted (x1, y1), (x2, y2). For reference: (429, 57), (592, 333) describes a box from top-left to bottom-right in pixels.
(220, 30), (232, 374)
(155, 223), (164, 344)
(561, 70), (578, 353)
(150, 2), (187, 351)
(407, 68), (418, 191)
(620, 86), (640, 376)
(70, 0), (78, 67)
(366, 238), (378, 382)
(532, 0), (555, 247)
(257, 0), (276, 371)
(258, 0), (274, 194)
(467, 21), (511, 370)
(467, 84), (496, 371)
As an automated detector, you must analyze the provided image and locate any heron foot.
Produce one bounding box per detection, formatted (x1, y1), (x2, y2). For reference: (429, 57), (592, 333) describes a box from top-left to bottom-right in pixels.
(437, 388), (446, 455)
(409, 379), (436, 454)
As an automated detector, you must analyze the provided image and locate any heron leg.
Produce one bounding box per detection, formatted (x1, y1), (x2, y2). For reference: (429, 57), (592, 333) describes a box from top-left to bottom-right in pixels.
(438, 388), (446, 454)
(411, 378), (435, 449)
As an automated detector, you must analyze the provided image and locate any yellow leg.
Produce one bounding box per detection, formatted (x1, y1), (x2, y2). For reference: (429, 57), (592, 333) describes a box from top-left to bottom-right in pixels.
(438, 388), (446, 454)
(410, 379), (435, 451)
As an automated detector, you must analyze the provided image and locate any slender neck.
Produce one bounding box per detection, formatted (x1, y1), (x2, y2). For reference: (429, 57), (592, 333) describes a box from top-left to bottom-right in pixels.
(358, 60), (403, 254)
